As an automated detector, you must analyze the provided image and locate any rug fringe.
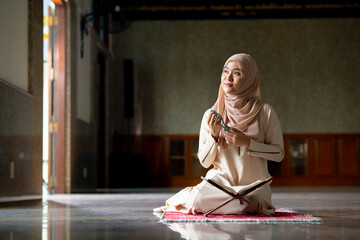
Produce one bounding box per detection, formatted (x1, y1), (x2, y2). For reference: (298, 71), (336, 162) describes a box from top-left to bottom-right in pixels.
(160, 209), (323, 224)
(161, 217), (323, 224)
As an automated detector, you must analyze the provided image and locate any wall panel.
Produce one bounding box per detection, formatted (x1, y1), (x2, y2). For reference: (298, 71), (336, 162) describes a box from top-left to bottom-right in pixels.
(338, 137), (359, 177)
(113, 133), (360, 187)
(0, 81), (39, 197)
(314, 138), (335, 177)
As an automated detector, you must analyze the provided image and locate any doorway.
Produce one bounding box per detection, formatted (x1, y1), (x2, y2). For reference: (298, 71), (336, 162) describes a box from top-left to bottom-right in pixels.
(43, 0), (66, 194)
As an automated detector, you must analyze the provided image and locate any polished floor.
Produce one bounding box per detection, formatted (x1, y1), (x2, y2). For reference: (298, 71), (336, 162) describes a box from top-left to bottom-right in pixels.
(0, 187), (359, 240)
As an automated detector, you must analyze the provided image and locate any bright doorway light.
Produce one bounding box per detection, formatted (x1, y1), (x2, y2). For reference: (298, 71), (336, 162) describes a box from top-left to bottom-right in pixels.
(42, 0), (54, 196)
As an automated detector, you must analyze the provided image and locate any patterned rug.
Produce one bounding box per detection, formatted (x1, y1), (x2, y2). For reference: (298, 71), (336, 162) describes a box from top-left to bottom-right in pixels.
(161, 209), (322, 223)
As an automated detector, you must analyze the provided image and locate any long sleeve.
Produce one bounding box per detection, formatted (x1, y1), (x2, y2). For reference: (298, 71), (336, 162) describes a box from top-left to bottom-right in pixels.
(197, 110), (218, 168)
(247, 104), (284, 162)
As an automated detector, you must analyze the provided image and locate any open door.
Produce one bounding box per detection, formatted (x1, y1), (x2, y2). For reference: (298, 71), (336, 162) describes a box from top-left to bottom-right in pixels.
(47, 2), (66, 194)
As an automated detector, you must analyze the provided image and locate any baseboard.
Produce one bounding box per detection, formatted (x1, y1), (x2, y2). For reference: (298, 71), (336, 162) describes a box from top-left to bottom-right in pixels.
(0, 195), (42, 203)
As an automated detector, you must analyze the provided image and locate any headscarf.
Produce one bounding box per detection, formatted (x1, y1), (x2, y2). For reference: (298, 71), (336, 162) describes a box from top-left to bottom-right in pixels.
(212, 53), (263, 143)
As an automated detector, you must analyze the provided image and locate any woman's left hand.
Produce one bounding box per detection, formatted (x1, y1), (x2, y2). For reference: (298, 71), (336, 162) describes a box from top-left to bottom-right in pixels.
(225, 128), (251, 148)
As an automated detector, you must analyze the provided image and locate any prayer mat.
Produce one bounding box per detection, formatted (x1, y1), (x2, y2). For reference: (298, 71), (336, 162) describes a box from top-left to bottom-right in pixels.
(161, 209), (322, 224)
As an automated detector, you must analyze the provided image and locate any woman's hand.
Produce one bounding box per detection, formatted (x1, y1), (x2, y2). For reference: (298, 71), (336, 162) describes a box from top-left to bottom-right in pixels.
(207, 111), (222, 140)
(225, 128), (251, 147)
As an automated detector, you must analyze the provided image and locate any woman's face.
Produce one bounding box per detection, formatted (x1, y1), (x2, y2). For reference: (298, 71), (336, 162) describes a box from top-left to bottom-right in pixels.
(221, 61), (245, 95)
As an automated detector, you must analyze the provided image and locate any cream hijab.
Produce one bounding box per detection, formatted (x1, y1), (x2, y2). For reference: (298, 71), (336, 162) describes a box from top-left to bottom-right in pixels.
(212, 53), (263, 139)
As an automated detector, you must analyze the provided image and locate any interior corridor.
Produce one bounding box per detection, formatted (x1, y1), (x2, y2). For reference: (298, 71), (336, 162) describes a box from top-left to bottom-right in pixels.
(0, 187), (359, 240)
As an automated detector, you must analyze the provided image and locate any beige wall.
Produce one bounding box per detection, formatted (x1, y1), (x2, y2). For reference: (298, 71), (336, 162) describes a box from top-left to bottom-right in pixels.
(75, 0), (92, 123)
(0, 0), (43, 198)
(112, 18), (360, 134)
(0, 0), (28, 91)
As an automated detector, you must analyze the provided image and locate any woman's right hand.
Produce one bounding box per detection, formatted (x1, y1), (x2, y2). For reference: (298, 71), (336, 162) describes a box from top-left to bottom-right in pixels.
(207, 111), (222, 140)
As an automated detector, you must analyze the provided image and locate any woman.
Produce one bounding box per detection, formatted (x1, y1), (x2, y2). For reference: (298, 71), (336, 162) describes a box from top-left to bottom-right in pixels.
(154, 53), (284, 216)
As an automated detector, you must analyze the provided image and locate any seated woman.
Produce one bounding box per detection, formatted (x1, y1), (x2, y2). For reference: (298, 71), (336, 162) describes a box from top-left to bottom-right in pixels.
(154, 53), (284, 216)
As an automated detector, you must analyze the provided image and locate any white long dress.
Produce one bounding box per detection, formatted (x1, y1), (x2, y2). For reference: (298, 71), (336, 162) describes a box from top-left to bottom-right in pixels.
(155, 103), (284, 215)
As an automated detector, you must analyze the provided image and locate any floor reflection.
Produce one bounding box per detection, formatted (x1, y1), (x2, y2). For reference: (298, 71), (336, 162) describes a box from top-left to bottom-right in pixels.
(165, 222), (273, 240)
(42, 199), (71, 240)
(0, 189), (359, 240)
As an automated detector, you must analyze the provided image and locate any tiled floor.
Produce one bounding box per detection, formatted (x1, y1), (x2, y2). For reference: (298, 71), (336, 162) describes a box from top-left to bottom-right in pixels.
(0, 187), (359, 240)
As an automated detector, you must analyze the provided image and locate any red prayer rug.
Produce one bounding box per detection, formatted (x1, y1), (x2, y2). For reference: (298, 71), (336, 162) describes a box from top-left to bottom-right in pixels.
(161, 209), (322, 223)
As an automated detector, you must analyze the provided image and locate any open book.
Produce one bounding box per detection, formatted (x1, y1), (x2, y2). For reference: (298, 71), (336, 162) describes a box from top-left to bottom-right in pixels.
(201, 176), (273, 216)
(201, 176), (272, 197)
